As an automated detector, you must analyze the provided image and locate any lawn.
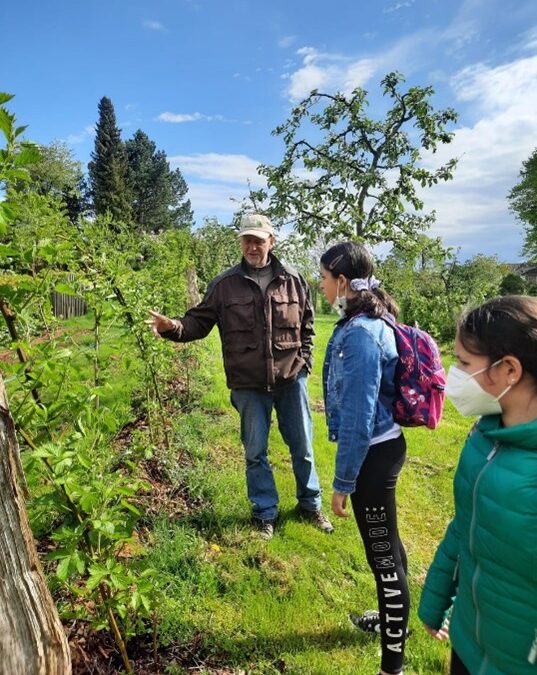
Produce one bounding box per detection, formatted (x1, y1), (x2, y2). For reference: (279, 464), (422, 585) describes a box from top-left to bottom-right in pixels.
(145, 315), (468, 675)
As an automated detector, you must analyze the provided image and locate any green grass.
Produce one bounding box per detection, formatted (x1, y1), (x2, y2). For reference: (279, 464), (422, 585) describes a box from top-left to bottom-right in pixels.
(146, 316), (470, 675)
(11, 310), (467, 673)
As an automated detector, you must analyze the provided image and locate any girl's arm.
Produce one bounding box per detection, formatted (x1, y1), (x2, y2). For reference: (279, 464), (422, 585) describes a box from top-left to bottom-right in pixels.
(333, 325), (382, 494)
(418, 517), (461, 632)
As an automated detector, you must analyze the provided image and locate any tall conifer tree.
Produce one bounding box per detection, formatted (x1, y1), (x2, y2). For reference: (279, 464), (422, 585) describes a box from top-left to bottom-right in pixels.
(88, 97), (132, 222)
(126, 129), (192, 232)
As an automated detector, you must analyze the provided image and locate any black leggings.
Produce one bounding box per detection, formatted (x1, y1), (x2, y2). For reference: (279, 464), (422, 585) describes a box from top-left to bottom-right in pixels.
(350, 434), (409, 675)
(450, 650), (470, 675)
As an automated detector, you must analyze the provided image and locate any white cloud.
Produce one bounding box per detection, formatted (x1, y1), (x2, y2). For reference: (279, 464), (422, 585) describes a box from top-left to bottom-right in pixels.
(164, 153), (268, 219)
(286, 47), (379, 101)
(168, 153), (264, 186)
(451, 54), (537, 112)
(284, 31), (439, 101)
(64, 125), (95, 145)
(442, 20), (480, 55)
(283, 7), (498, 104)
(143, 20), (165, 31)
(383, 0), (415, 14)
(157, 111), (228, 123)
(420, 52), (537, 258)
(187, 183), (248, 214)
(522, 26), (537, 51)
(278, 35), (296, 48)
(157, 112), (203, 123)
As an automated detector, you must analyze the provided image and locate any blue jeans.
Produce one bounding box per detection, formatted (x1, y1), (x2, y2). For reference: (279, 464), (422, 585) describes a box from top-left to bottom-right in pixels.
(230, 372), (322, 521)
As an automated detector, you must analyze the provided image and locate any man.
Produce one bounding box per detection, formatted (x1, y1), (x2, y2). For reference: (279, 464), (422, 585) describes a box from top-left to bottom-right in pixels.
(147, 214), (333, 540)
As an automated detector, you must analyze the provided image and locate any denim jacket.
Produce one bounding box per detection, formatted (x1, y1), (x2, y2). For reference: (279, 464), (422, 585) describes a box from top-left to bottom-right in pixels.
(323, 314), (399, 494)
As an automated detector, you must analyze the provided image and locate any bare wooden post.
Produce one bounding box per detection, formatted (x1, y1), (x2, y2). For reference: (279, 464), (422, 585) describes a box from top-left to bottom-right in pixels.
(186, 266), (201, 309)
(0, 377), (71, 674)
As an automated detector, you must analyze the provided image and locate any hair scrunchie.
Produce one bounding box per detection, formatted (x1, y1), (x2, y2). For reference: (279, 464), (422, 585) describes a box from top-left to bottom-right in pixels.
(349, 275), (380, 292)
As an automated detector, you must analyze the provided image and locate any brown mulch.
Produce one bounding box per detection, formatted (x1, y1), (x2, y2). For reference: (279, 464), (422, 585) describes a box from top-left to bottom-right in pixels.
(112, 413), (204, 520)
(67, 621), (245, 674)
(135, 456), (204, 520)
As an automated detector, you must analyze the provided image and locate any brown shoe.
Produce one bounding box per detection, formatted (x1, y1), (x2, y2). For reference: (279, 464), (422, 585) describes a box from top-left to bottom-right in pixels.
(296, 506), (334, 533)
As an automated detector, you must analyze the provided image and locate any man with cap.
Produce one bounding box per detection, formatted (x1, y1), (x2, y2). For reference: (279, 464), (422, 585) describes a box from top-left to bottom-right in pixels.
(147, 214), (333, 540)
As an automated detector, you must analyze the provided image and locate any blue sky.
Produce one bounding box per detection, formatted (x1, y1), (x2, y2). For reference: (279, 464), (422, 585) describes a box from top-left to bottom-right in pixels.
(2, 0), (537, 261)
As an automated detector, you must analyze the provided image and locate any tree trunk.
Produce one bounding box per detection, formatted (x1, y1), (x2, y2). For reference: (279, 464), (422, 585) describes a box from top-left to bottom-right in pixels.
(0, 377), (71, 674)
(186, 266), (201, 309)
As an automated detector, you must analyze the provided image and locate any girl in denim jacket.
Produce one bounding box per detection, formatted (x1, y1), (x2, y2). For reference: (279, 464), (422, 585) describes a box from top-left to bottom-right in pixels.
(320, 242), (408, 675)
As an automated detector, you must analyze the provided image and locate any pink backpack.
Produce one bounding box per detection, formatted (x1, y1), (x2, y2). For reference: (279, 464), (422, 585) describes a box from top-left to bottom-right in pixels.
(382, 315), (446, 429)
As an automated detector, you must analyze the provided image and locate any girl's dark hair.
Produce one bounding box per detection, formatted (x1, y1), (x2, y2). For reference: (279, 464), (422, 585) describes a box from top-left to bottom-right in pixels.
(458, 295), (537, 382)
(320, 241), (399, 318)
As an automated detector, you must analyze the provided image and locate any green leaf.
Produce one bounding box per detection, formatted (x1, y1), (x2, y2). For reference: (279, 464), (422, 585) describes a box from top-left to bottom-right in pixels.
(87, 567), (108, 591)
(79, 491), (99, 513)
(54, 283), (77, 296)
(0, 109), (12, 139)
(120, 499), (141, 516)
(77, 452), (92, 470)
(139, 568), (157, 579)
(4, 168), (29, 182)
(32, 443), (57, 459)
(109, 573), (128, 590)
(75, 418), (86, 436)
(130, 591), (140, 610)
(46, 547), (71, 561)
(0, 244), (18, 257)
(99, 521), (115, 535)
(0, 201), (18, 221)
(56, 556), (72, 581)
(115, 604), (128, 619)
(73, 551), (86, 575)
(14, 144), (40, 166)
(0, 93), (14, 105)
(140, 593), (152, 612)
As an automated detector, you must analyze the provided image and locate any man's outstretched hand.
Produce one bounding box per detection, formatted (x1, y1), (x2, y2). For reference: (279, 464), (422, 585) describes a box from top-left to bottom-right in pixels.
(146, 310), (176, 337)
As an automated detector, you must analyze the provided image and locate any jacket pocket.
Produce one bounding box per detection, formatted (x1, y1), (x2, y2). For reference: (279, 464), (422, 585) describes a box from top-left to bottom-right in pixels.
(272, 293), (301, 328)
(272, 293), (301, 348)
(226, 338), (258, 353)
(223, 296), (255, 332)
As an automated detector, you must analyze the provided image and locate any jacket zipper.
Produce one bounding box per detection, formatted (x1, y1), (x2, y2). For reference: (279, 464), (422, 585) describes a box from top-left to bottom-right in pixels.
(528, 628), (537, 665)
(469, 442), (500, 664)
(477, 656), (489, 675)
(264, 275), (279, 391)
(452, 555), (460, 587)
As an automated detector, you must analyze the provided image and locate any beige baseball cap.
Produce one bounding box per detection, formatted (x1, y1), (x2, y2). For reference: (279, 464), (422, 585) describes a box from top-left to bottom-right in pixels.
(238, 214), (274, 240)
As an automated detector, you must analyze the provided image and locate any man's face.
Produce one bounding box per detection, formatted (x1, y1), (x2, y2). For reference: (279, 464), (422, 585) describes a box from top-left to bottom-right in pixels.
(240, 234), (273, 268)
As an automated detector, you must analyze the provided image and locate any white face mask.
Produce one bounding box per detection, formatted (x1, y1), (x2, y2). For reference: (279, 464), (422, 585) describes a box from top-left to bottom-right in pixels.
(446, 359), (512, 417)
(332, 280), (348, 318)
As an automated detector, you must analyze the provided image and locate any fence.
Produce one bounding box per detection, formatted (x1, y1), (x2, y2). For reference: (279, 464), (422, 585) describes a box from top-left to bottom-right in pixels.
(51, 275), (87, 319)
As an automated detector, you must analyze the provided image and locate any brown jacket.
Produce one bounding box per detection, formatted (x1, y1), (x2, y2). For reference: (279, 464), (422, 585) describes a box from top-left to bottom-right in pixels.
(161, 254), (314, 390)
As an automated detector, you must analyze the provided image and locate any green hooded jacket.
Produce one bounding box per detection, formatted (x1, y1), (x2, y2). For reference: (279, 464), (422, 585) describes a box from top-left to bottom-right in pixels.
(418, 414), (537, 675)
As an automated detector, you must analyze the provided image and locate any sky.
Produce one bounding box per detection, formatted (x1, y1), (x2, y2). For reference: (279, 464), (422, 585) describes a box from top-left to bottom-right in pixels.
(2, 0), (537, 262)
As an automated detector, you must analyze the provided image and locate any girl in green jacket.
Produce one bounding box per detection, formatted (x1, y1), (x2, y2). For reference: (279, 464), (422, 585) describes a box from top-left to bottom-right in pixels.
(419, 295), (537, 674)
